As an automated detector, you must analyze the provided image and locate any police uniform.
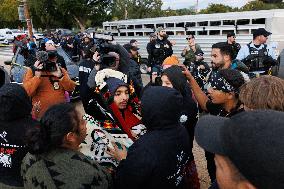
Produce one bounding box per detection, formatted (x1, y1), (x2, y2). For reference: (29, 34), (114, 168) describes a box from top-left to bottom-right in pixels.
(236, 43), (276, 72)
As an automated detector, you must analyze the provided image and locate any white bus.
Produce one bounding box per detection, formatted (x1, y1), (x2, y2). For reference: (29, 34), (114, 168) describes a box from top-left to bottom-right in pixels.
(103, 9), (284, 68)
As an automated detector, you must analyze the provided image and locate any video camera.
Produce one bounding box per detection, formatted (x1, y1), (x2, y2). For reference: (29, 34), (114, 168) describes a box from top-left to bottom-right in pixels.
(36, 51), (57, 72)
(92, 33), (117, 67)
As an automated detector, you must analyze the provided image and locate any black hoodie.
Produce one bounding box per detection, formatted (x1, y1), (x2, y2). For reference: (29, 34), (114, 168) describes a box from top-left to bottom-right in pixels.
(162, 66), (198, 148)
(0, 84), (38, 187)
(114, 86), (191, 189)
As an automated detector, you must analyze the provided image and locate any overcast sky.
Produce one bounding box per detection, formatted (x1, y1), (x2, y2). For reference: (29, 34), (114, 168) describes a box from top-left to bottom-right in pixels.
(161, 0), (249, 10)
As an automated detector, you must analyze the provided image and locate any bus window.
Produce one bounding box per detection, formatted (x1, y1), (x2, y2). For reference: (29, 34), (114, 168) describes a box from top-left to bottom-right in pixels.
(176, 31), (185, 35)
(198, 21), (208, 26)
(145, 32), (152, 36)
(210, 21), (221, 26)
(176, 22), (184, 27)
(128, 32), (134, 36)
(237, 29), (249, 34)
(237, 19), (250, 25)
(209, 30), (220, 35)
(222, 30), (235, 35)
(198, 31), (207, 35)
(186, 31), (195, 35)
(252, 18), (265, 24)
(185, 22), (196, 27)
(145, 24), (155, 29)
(156, 23), (164, 28)
(223, 20), (235, 25)
(136, 32), (143, 36)
(166, 23), (174, 28)
(120, 33), (126, 36)
(166, 31), (174, 35)
(135, 25), (143, 29)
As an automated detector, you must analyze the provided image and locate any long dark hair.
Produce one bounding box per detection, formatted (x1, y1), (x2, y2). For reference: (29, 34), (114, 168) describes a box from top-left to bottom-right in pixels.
(25, 103), (80, 154)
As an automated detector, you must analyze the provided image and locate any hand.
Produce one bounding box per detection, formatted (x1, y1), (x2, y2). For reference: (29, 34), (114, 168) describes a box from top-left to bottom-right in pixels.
(92, 51), (100, 62)
(199, 65), (205, 70)
(131, 130), (139, 140)
(34, 60), (43, 77)
(170, 40), (176, 45)
(31, 101), (41, 119)
(152, 72), (158, 83)
(67, 44), (74, 48)
(51, 64), (63, 78)
(179, 64), (193, 80)
(107, 141), (127, 162)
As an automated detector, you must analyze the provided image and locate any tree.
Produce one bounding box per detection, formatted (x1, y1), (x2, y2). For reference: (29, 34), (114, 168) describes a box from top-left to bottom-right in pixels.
(260, 0), (283, 3)
(111, 0), (163, 20)
(28, 0), (66, 30)
(241, 0), (278, 11)
(28, 0), (111, 31)
(54, 0), (112, 31)
(0, 0), (21, 28)
(199, 4), (237, 14)
(176, 7), (196, 16)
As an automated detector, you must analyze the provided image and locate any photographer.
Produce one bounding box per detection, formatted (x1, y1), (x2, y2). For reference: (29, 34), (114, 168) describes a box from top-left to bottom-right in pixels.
(45, 40), (67, 70)
(23, 51), (76, 119)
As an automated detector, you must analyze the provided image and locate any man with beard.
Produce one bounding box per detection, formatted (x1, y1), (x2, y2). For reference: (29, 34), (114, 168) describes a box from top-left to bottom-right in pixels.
(181, 42), (248, 186)
(147, 27), (173, 76)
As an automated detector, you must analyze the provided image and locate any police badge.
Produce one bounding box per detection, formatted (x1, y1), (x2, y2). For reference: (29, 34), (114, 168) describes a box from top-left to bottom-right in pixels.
(53, 82), (60, 90)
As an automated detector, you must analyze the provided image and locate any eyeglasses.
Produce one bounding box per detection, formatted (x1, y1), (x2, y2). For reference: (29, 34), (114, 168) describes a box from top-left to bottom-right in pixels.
(186, 38), (193, 40)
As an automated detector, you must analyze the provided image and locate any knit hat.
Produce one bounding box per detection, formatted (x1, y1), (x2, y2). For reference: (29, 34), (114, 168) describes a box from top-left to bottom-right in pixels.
(149, 33), (156, 38)
(0, 83), (32, 121)
(155, 27), (164, 33)
(105, 77), (128, 95)
(162, 55), (180, 66)
(162, 65), (188, 96)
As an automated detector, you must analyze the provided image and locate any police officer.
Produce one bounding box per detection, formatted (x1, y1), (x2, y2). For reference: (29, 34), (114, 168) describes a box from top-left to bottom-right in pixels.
(148, 27), (173, 76)
(226, 32), (241, 60)
(236, 28), (277, 75)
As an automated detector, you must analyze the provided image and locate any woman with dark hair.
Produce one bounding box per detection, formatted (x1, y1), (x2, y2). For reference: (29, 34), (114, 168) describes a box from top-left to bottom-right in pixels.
(21, 103), (112, 189)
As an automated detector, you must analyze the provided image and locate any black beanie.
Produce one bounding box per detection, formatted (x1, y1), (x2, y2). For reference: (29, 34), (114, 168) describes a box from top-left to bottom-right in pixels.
(0, 83), (32, 121)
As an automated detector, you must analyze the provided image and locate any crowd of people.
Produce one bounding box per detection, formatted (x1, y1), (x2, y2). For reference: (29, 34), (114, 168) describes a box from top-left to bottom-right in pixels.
(0, 26), (283, 189)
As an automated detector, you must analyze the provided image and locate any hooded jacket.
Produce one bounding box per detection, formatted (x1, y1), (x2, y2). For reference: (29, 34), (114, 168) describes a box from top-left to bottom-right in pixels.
(162, 66), (198, 145)
(0, 84), (38, 187)
(114, 86), (191, 189)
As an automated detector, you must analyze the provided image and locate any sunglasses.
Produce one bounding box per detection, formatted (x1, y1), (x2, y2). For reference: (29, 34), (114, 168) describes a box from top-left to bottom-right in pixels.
(186, 38), (193, 40)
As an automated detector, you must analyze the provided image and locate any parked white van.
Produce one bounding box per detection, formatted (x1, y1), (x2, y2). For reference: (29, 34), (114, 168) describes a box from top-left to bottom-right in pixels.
(0, 28), (14, 43)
